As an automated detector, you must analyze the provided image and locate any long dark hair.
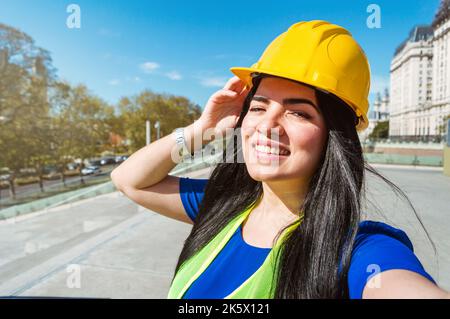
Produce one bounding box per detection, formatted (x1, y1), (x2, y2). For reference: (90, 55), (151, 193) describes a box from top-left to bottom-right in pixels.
(172, 73), (435, 298)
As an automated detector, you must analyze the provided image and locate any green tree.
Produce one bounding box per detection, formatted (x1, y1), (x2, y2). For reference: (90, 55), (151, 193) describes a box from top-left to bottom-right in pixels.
(0, 23), (55, 198)
(51, 82), (114, 185)
(369, 120), (389, 141)
(436, 114), (450, 142)
(119, 90), (202, 152)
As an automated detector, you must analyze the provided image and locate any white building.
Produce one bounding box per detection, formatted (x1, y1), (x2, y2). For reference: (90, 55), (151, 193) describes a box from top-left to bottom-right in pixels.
(373, 88), (390, 122)
(389, 0), (450, 142)
(360, 89), (390, 141)
(432, 0), (450, 140)
(389, 25), (434, 141)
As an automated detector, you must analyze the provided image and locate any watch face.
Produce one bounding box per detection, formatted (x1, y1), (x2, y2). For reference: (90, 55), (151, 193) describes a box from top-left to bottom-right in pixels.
(176, 129), (184, 142)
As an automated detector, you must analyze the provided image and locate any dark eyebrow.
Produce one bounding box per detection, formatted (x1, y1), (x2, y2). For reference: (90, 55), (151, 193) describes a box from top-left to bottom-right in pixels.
(252, 95), (320, 113)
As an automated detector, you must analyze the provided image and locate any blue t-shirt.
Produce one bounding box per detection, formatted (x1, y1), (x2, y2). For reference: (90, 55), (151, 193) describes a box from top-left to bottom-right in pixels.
(179, 177), (436, 299)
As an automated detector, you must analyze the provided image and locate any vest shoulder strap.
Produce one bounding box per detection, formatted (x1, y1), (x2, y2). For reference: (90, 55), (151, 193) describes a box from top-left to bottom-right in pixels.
(167, 199), (302, 299)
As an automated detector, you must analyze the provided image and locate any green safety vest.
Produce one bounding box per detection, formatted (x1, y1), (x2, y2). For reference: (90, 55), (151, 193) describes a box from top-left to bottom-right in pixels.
(167, 199), (303, 299)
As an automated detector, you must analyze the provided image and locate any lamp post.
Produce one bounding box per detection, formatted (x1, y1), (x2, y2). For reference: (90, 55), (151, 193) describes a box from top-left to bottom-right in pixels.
(146, 114), (151, 146)
(154, 121), (160, 140)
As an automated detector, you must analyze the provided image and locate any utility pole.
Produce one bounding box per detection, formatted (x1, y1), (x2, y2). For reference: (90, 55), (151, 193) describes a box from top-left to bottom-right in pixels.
(154, 121), (160, 140)
(146, 113), (151, 146)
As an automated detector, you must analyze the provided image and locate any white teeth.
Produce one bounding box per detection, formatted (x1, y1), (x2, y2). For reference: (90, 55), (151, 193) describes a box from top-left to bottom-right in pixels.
(254, 144), (289, 156)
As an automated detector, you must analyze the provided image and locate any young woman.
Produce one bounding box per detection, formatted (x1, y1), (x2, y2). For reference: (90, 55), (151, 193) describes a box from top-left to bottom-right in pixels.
(111, 20), (449, 299)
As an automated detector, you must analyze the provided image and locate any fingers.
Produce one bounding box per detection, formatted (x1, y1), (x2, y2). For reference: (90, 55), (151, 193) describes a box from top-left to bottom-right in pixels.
(223, 76), (246, 93)
(211, 89), (238, 103)
(239, 84), (250, 95)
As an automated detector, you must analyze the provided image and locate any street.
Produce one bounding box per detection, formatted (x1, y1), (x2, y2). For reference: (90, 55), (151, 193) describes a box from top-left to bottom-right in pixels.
(0, 165), (116, 205)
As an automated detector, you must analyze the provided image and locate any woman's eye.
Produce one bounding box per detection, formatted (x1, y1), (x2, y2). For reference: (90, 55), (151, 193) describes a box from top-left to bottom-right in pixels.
(290, 111), (310, 119)
(249, 107), (310, 119)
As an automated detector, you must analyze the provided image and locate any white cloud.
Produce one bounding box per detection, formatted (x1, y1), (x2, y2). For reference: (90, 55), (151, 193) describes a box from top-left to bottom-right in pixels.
(108, 79), (120, 86)
(200, 76), (227, 87)
(140, 61), (160, 73)
(165, 71), (182, 80)
(370, 75), (390, 95)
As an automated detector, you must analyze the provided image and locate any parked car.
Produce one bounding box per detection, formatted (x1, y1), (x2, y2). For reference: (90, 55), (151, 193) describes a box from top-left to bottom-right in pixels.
(0, 169), (11, 188)
(66, 162), (80, 171)
(100, 157), (116, 166)
(81, 166), (102, 175)
(43, 165), (57, 173)
(0, 174), (11, 181)
(42, 165), (60, 180)
(43, 171), (61, 180)
(88, 160), (102, 167)
(115, 155), (129, 163)
(19, 167), (37, 176)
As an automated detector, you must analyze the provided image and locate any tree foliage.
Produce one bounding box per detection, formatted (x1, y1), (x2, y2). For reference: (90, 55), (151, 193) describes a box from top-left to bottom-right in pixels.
(368, 120), (389, 140)
(119, 90), (202, 152)
(0, 23), (203, 198)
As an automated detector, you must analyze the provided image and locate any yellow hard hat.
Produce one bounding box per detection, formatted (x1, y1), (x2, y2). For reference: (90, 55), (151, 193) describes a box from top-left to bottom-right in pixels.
(230, 20), (371, 131)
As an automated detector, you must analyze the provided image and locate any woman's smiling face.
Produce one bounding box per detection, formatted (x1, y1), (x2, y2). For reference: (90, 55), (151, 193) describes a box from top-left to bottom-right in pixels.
(241, 76), (328, 182)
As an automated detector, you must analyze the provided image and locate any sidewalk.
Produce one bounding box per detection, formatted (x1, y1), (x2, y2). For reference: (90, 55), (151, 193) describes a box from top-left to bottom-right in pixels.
(0, 167), (214, 298)
(0, 165), (448, 298)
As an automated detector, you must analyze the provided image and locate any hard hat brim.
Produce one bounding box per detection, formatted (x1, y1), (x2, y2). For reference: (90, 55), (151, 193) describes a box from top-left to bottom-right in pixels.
(230, 66), (369, 132)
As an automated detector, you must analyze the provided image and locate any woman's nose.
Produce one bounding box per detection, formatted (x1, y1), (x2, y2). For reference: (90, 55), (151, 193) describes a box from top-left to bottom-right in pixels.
(256, 110), (285, 139)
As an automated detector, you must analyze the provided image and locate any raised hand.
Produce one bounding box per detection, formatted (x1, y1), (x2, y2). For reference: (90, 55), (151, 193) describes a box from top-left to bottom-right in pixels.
(197, 76), (250, 137)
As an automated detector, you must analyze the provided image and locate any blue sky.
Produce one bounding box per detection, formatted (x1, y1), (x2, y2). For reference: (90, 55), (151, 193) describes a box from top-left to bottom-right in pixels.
(0, 0), (441, 113)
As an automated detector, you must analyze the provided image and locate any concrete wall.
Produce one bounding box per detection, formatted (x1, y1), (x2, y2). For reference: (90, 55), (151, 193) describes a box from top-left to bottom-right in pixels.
(444, 145), (450, 176)
(373, 147), (443, 156)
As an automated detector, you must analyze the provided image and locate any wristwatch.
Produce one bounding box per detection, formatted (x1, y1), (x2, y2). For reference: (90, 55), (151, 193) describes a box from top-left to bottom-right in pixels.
(174, 127), (193, 156)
